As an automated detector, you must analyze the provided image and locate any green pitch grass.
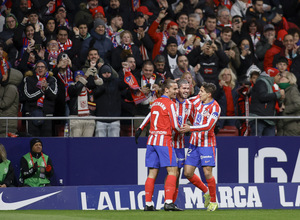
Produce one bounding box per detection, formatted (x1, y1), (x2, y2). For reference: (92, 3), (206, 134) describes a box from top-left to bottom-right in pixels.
(1, 210), (300, 220)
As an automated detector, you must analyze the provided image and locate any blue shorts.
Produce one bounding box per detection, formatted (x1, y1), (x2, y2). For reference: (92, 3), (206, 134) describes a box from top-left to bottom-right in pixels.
(145, 145), (177, 168)
(185, 144), (215, 167)
(174, 148), (185, 168)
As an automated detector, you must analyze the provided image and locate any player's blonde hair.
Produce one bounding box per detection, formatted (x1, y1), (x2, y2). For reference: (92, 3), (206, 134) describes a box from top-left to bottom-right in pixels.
(0, 143), (7, 161)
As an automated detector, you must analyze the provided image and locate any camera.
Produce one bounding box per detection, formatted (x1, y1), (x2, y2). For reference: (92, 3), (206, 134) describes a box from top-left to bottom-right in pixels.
(146, 83), (151, 89)
(160, 7), (166, 10)
(207, 40), (212, 46)
(62, 54), (68, 60)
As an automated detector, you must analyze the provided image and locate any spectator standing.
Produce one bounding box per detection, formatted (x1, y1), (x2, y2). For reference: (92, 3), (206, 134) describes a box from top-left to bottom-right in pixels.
(277, 71), (300, 136)
(93, 64), (128, 137)
(249, 71), (284, 136)
(23, 60), (58, 137)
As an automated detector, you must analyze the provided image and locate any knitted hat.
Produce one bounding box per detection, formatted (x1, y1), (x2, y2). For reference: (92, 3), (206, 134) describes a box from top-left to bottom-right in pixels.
(30, 138), (42, 150)
(99, 64), (112, 75)
(167, 21), (178, 30)
(263, 24), (275, 32)
(266, 67), (279, 77)
(90, 6), (105, 18)
(94, 18), (105, 29)
(166, 36), (178, 46)
(74, 70), (84, 78)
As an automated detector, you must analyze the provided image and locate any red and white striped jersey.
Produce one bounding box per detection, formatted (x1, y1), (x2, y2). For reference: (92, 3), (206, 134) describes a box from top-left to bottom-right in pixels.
(147, 96), (180, 147)
(189, 99), (221, 147)
(173, 98), (194, 149)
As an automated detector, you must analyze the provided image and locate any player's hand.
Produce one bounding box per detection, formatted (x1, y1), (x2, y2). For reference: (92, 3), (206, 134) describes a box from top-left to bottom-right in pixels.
(180, 124), (190, 133)
(135, 128), (142, 144)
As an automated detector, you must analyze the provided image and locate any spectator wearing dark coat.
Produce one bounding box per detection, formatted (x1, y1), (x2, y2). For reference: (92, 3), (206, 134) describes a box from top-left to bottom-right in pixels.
(80, 18), (113, 65)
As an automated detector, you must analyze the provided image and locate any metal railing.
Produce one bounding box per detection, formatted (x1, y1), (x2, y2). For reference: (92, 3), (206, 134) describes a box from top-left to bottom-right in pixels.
(0, 116), (299, 137)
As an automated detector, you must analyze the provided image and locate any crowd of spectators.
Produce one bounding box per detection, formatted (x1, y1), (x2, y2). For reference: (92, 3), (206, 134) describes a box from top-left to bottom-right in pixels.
(1, 0), (300, 137)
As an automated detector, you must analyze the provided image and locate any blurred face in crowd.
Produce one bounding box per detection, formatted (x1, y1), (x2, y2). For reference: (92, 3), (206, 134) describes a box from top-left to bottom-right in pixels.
(292, 33), (300, 44)
(178, 83), (190, 99)
(249, 22), (257, 34)
(32, 142), (42, 153)
(20, 0), (28, 12)
(240, 39), (250, 50)
(183, 73), (193, 86)
(121, 32), (132, 45)
(35, 62), (47, 77)
(126, 57), (136, 71)
(166, 43), (178, 56)
(188, 16), (200, 29)
(167, 25), (178, 38)
(134, 16), (145, 27)
(278, 72), (289, 84)
(88, 0), (98, 9)
(110, 0), (120, 9)
(205, 17), (217, 32)
(177, 55), (189, 70)
(161, 19), (171, 32)
(79, 24), (88, 37)
(0, 47), (3, 58)
(194, 8), (203, 20)
(250, 74), (259, 84)
(221, 31), (232, 43)
(177, 14), (188, 29)
(154, 61), (165, 73)
(263, 29), (275, 40)
(25, 25), (35, 39)
(221, 69), (232, 84)
(276, 62), (288, 73)
(28, 13), (38, 25)
(47, 40), (59, 52)
(46, 19), (56, 32)
(95, 24), (105, 35)
(57, 29), (68, 44)
(6, 16), (17, 29)
(88, 49), (100, 63)
(204, 43), (215, 56)
(283, 35), (294, 50)
(102, 71), (112, 78)
(111, 16), (123, 30)
(218, 10), (230, 25)
(254, 0), (264, 14)
(142, 64), (154, 79)
(272, 13), (282, 24)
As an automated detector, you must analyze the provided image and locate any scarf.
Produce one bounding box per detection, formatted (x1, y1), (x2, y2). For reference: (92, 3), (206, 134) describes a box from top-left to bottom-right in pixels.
(123, 68), (147, 104)
(159, 31), (169, 54)
(58, 39), (73, 52)
(141, 74), (157, 105)
(57, 66), (73, 101)
(0, 57), (9, 77)
(278, 83), (290, 90)
(107, 27), (124, 48)
(36, 72), (49, 107)
(121, 43), (133, 53)
(131, 0), (140, 11)
(48, 50), (61, 66)
(77, 87), (90, 116)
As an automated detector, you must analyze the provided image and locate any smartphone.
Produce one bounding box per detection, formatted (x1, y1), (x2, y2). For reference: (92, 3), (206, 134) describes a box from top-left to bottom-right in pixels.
(34, 44), (41, 50)
(187, 34), (193, 41)
(244, 45), (249, 50)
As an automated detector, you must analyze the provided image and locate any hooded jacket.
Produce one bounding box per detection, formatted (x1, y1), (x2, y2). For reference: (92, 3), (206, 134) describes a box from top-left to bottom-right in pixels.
(0, 68), (23, 136)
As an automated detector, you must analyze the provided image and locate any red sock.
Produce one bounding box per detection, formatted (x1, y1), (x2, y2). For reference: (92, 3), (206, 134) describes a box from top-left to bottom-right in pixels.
(145, 177), (155, 202)
(173, 188), (179, 203)
(206, 176), (216, 202)
(164, 175), (177, 202)
(188, 174), (208, 193)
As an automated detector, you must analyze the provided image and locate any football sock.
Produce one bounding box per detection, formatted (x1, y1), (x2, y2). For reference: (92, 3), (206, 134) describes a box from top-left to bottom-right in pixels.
(173, 188), (179, 203)
(145, 177), (155, 203)
(164, 175), (177, 203)
(206, 176), (216, 202)
(188, 174), (208, 193)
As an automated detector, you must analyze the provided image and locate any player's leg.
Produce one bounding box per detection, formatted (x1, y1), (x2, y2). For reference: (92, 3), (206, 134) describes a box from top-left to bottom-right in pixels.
(173, 148), (185, 203)
(200, 146), (218, 211)
(144, 145), (159, 211)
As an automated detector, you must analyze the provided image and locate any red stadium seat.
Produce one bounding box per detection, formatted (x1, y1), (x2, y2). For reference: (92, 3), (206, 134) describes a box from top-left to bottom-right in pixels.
(216, 126), (239, 136)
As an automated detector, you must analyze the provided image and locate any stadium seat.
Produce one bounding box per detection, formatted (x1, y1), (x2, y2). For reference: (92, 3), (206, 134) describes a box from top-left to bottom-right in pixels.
(216, 126), (239, 136)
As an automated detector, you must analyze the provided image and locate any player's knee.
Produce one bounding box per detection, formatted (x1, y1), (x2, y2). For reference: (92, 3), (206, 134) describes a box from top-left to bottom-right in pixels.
(184, 170), (193, 179)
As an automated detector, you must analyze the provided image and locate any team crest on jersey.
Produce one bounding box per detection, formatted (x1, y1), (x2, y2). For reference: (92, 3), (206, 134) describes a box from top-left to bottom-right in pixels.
(203, 110), (210, 117)
(212, 112), (219, 119)
(178, 115), (183, 126)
